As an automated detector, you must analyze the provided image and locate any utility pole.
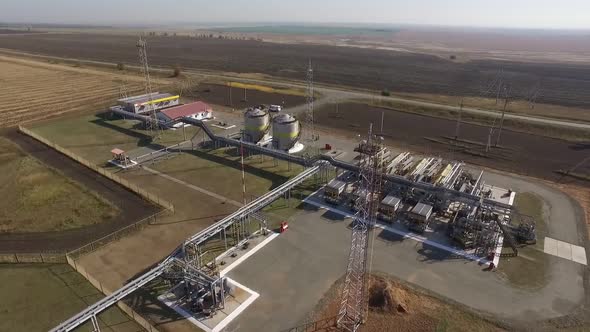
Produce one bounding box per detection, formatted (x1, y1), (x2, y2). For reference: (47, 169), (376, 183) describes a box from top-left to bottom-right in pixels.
(228, 82), (233, 106)
(454, 99), (463, 140)
(486, 127), (493, 153)
(495, 86), (510, 147)
(380, 110), (385, 134)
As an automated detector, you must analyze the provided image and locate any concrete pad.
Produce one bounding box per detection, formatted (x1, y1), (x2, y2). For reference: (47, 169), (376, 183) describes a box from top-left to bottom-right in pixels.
(158, 278), (259, 332)
(543, 237), (558, 256)
(556, 240), (573, 261)
(571, 245), (588, 265)
(302, 190), (495, 266)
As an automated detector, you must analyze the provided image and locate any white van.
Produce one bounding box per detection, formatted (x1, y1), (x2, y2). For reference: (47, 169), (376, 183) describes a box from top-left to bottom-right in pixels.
(269, 105), (282, 112)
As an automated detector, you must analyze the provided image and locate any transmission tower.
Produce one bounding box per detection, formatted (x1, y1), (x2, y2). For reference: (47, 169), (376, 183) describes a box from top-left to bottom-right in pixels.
(304, 59), (316, 151)
(118, 81), (128, 99)
(495, 84), (511, 147)
(137, 36), (160, 137)
(338, 124), (383, 332)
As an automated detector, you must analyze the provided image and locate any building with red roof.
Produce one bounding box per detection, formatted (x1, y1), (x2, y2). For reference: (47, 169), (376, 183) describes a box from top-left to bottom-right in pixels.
(157, 101), (213, 123)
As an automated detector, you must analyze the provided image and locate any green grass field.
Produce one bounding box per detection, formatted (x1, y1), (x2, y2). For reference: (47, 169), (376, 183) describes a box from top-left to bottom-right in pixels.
(30, 113), (200, 165)
(0, 264), (142, 332)
(0, 137), (118, 233)
(151, 147), (304, 202)
(497, 192), (549, 289)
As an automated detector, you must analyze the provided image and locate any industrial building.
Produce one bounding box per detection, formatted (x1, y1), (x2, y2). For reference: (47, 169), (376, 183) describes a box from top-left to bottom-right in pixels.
(117, 92), (179, 114)
(407, 202), (434, 233)
(378, 194), (402, 221)
(157, 101), (213, 123)
(324, 179), (347, 204)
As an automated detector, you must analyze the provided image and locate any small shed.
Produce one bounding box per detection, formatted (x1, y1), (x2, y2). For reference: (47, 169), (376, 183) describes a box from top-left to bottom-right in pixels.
(111, 148), (130, 167)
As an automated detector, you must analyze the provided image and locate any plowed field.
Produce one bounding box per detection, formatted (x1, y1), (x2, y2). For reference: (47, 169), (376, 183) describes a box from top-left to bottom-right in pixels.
(0, 56), (145, 127)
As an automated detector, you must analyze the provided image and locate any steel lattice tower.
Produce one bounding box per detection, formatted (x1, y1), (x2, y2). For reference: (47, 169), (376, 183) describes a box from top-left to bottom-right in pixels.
(137, 37), (160, 137)
(304, 59), (316, 151)
(337, 124), (383, 332)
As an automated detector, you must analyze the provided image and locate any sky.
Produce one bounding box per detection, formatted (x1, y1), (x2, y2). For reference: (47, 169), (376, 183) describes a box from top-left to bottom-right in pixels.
(2, 0), (590, 30)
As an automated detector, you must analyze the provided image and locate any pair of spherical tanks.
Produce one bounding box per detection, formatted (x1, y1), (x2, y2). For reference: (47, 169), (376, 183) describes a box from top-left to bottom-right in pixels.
(243, 108), (300, 151)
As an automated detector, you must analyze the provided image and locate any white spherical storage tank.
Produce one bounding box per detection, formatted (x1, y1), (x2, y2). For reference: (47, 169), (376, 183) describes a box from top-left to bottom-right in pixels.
(272, 113), (301, 150)
(243, 108), (270, 143)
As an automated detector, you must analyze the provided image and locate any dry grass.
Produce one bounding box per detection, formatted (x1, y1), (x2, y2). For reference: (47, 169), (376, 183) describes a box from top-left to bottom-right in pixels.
(365, 98), (590, 141)
(396, 92), (590, 123)
(0, 55), (150, 127)
(0, 137), (118, 233)
(227, 81), (305, 96)
(312, 275), (504, 332)
(550, 182), (590, 238)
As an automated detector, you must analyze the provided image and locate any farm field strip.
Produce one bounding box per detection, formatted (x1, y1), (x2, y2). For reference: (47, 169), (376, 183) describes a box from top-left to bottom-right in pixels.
(0, 88), (131, 113)
(4, 104), (112, 126)
(0, 89), (125, 111)
(0, 57), (148, 127)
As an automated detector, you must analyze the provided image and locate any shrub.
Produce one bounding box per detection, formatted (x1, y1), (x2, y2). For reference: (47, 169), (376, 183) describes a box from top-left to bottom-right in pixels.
(381, 89), (391, 97)
(116, 63), (125, 71)
(172, 66), (181, 77)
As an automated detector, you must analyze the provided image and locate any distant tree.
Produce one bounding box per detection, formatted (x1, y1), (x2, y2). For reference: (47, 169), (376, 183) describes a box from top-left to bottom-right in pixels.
(209, 34), (214, 38)
(381, 89), (391, 97)
(116, 63), (125, 71)
(173, 32), (177, 37)
(449, 55), (456, 60)
(162, 32), (168, 36)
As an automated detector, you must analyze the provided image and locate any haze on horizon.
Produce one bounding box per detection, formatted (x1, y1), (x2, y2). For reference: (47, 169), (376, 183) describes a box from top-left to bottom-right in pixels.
(2, 0), (590, 30)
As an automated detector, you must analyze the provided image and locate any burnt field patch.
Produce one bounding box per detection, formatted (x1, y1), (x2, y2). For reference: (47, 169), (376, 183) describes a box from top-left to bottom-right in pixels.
(315, 102), (590, 183)
(2, 33), (590, 108)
